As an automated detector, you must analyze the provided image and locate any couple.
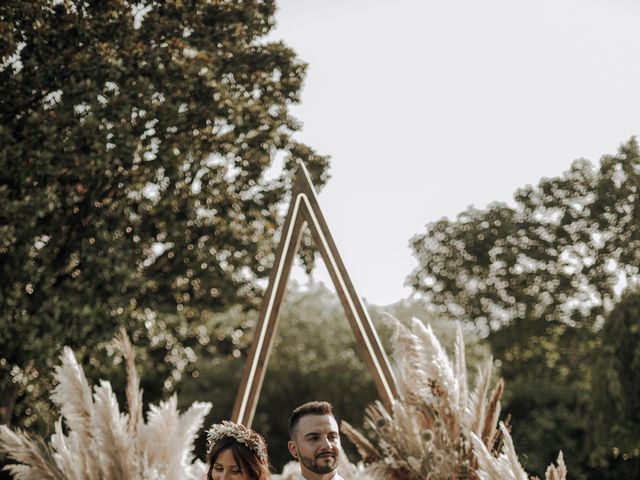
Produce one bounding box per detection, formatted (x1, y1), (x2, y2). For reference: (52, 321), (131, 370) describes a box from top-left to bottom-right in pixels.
(206, 401), (342, 480)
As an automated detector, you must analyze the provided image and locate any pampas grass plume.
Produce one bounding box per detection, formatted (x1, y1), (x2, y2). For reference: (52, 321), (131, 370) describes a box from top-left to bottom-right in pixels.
(342, 316), (568, 480)
(0, 333), (211, 480)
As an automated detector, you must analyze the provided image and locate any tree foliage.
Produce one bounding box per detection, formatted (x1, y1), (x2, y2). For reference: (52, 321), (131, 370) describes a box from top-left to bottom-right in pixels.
(409, 138), (640, 334)
(0, 0), (329, 427)
(407, 138), (640, 478)
(589, 289), (640, 476)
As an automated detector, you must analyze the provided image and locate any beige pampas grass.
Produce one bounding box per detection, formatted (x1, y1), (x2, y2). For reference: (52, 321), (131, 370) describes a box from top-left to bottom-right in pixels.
(0, 426), (65, 480)
(471, 423), (528, 480)
(114, 332), (143, 434)
(341, 317), (567, 480)
(472, 424), (567, 480)
(543, 452), (567, 480)
(0, 332), (211, 480)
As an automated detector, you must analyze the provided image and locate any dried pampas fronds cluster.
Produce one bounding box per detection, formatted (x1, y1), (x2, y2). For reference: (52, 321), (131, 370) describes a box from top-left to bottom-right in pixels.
(341, 318), (566, 480)
(0, 332), (211, 480)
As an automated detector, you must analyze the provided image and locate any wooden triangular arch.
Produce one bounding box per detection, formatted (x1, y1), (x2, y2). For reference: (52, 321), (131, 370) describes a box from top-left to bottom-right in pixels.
(231, 161), (398, 427)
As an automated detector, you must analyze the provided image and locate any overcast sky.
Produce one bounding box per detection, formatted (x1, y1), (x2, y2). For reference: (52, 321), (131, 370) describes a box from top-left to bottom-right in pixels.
(270, 0), (640, 306)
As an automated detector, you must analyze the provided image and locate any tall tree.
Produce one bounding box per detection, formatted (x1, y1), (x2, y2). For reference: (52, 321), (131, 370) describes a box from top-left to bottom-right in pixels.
(407, 138), (640, 477)
(0, 0), (329, 427)
(409, 138), (639, 333)
(588, 289), (640, 478)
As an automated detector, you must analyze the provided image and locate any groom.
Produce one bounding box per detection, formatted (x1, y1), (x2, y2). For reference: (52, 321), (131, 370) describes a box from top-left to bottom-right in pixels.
(287, 401), (344, 480)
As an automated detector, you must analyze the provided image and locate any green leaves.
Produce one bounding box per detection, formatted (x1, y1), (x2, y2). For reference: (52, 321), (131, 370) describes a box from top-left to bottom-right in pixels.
(590, 289), (640, 457)
(407, 138), (640, 477)
(1, 0), (329, 428)
(409, 138), (640, 332)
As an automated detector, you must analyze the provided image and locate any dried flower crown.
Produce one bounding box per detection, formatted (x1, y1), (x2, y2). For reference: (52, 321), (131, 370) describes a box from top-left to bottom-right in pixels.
(206, 421), (268, 464)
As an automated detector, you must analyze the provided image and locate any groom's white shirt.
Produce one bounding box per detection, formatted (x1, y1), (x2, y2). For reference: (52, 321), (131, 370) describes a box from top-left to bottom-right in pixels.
(298, 473), (343, 480)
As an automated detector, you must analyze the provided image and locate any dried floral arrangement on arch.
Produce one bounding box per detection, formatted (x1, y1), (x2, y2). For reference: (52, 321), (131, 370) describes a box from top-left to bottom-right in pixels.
(0, 332), (211, 480)
(0, 320), (568, 480)
(339, 317), (567, 480)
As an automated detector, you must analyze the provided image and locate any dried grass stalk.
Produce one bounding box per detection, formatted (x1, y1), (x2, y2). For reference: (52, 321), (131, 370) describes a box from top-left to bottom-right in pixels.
(0, 333), (211, 480)
(341, 317), (567, 480)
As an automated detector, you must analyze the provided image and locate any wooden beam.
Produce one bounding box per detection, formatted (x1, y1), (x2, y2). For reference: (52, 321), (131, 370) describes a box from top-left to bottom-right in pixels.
(231, 161), (397, 427)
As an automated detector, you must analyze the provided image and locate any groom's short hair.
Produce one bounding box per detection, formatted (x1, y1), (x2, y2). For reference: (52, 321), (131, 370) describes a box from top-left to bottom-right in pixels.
(288, 401), (335, 438)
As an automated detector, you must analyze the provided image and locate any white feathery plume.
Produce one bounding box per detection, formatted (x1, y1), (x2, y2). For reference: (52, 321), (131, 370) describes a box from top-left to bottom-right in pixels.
(165, 400), (212, 479)
(499, 423), (528, 480)
(343, 317), (469, 479)
(50, 347), (93, 435)
(56, 427), (90, 480)
(385, 316), (430, 403)
(138, 453), (165, 480)
(337, 447), (377, 480)
(470, 430), (504, 480)
(467, 356), (493, 439)
(410, 318), (464, 446)
(137, 395), (211, 480)
(0, 425), (65, 480)
(2, 464), (32, 480)
(410, 319), (459, 415)
(50, 347), (99, 480)
(184, 458), (208, 480)
(454, 323), (468, 422)
(49, 419), (85, 480)
(114, 329), (144, 435)
(545, 452), (567, 480)
(339, 316), (569, 480)
(0, 333), (212, 480)
(481, 379), (504, 448)
(138, 394), (180, 473)
(92, 380), (136, 479)
(471, 422), (528, 480)
(391, 401), (422, 465)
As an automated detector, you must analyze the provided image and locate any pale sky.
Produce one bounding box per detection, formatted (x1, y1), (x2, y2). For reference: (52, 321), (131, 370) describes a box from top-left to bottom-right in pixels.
(271, 0), (640, 305)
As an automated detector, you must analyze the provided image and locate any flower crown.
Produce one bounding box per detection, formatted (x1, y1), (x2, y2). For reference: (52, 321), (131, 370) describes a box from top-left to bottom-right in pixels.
(206, 421), (268, 464)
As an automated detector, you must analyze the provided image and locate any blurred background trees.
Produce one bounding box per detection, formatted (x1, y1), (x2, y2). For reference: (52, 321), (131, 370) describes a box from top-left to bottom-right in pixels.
(588, 288), (640, 478)
(408, 138), (640, 478)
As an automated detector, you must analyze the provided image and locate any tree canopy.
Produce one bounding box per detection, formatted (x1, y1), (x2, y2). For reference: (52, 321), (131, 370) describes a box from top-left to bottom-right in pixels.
(408, 138), (639, 334)
(590, 289), (640, 462)
(407, 138), (640, 477)
(0, 0), (329, 426)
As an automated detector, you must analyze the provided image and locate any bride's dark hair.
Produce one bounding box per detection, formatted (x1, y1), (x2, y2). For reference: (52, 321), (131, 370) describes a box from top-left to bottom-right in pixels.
(206, 434), (270, 480)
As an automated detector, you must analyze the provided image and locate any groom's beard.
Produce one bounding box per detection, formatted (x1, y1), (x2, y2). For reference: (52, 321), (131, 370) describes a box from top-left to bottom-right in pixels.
(300, 450), (338, 474)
